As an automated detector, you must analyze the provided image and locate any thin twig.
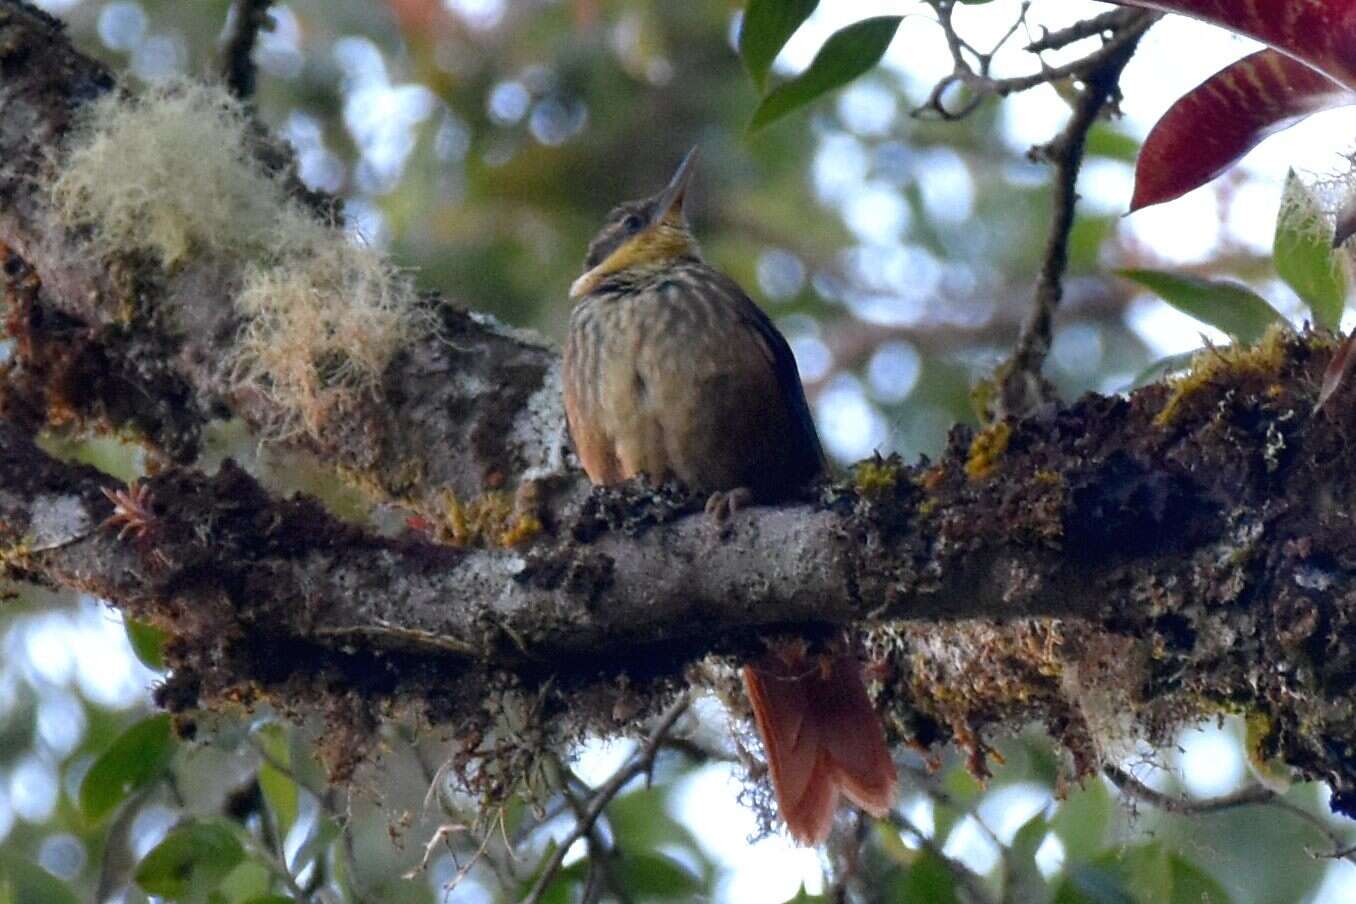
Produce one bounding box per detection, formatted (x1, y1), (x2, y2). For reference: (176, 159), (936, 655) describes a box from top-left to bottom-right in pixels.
(222, 0), (275, 100)
(915, 6), (1156, 122)
(1104, 765), (1273, 814)
(901, 764), (1007, 853)
(562, 769), (633, 904)
(890, 811), (998, 904)
(1104, 766), (1356, 866)
(519, 695), (690, 904)
(1024, 8), (1143, 53)
(997, 10), (1155, 418)
(240, 824), (313, 903)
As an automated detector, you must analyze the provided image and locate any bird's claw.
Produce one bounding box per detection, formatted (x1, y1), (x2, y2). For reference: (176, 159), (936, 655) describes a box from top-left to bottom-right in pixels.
(705, 487), (754, 525)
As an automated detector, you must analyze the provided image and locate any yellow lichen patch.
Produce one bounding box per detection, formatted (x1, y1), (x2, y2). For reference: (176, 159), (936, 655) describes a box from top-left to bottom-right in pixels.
(965, 421), (1012, 481)
(498, 513), (543, 547)
(1153, 325), (1294, 428)
(436, 490), (541, 548)
(0, 539), (33, 572)
(853, 455), (902, 498)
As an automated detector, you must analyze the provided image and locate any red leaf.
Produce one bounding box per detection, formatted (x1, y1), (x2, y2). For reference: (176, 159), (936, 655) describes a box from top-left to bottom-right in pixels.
(1131, 50), (1354, 211)
(1119, 0), (1356, 84)
(1315, 331), (1356, 414)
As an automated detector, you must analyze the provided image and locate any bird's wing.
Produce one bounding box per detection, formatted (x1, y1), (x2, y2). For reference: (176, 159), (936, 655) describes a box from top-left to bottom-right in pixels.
(710, 271), (828, 475)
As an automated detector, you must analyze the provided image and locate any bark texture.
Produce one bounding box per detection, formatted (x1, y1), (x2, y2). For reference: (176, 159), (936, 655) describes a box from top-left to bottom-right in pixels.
(4, 0), (1356, 809)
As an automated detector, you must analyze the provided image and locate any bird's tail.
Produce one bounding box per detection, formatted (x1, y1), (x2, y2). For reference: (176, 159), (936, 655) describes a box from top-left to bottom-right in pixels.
(742, 645), (897, 845)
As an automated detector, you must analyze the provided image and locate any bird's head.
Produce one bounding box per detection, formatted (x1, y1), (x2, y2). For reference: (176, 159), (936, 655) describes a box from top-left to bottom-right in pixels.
(570, 147), (701, 299)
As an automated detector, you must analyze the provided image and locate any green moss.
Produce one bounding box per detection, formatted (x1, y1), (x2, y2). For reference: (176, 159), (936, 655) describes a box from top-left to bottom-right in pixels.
(853, 455), (903, 498)
(1153, 325), (1295, 428)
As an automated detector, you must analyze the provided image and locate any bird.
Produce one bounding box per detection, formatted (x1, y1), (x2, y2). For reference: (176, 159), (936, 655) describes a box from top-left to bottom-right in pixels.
(562, 148), (897, 844)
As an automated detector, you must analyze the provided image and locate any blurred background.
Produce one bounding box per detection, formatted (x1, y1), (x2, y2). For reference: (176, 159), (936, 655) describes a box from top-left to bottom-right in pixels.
(4, 0), (1356, 901)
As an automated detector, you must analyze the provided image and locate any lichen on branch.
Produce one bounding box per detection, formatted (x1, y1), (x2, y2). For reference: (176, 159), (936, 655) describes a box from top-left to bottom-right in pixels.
(50, 79), (430, 441)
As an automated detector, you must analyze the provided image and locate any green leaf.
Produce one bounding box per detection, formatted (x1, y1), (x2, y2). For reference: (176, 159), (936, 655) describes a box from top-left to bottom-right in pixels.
(254, 724), (299, 840)
(134, 822), (245, 900)
(1167, 853), (1232, 904)
(941, 764), (982, 803)
(615, 851), (703, 898)
(1051, 778), (1112, 864)
(1119, 269), (1283, 343)
(934, 765), (981, 843)
(0, 854), (82, 904)
(291, 815), (340, 876)
(1070, 843), (1229, 904)
(219, 860), (273, 901)
(1085, 125), (1141, 163)
(1096, 842), (1170, 903)
(242, 897), (296, 904)
(1008, 814), (1052, 904)
(876, 820), (916, 865)
(890, 849), (959, 903)
(783, 884), (830, 903)
(750, 17), (902, 131)
(1053, 865), (1133, 904)
(1069, 215), (1114, 271)
(80, 713), (175, 821)
(608, 786), (705, 858)
(739, 0), (819, 92)
(1275, 168), (1348, 330)
(524, 841), (576, 904)
(124, 617), (166, 670)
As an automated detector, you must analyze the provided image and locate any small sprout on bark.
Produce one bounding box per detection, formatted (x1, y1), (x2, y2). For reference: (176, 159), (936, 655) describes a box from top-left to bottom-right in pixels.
(101, 481), (157, 541)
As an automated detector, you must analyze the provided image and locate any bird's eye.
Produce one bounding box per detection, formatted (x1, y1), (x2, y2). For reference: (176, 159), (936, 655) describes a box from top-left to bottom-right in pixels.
(623, 214), (645, 233)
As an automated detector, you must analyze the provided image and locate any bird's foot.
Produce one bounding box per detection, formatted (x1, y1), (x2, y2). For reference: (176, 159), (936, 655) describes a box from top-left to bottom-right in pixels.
(704, 487), (754, 525)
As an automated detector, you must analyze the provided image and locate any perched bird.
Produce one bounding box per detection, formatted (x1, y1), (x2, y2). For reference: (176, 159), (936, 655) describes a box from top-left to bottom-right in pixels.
(563, 149), (897, 844)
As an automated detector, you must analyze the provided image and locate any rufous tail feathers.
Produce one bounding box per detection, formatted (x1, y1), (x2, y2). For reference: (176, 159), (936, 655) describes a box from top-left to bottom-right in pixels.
(742, 649), (897, 845)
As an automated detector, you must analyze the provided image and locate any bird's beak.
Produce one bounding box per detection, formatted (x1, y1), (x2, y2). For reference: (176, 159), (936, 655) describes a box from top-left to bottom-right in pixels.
(652, 146), (699, 226)
(570, 148), (700, 300)
(569, 270), (596, 299)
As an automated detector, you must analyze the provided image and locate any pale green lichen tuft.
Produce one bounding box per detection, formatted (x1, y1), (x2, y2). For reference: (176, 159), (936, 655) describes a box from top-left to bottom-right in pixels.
(51, 81), (280, 268)
(231, 209), (428, 439)
(51, 79), (431, 443)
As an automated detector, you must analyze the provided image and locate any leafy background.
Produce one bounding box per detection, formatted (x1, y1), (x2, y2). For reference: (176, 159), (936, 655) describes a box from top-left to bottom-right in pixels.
(3, 0), (1356, 901)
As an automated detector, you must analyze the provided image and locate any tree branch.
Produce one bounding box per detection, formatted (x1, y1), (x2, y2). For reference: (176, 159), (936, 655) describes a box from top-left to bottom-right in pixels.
(520, 696), (689, 904)
(221, 0), (275, 100)
(997, 10), (1155, 418)
(1105, 766), (1356, 865)
(6, 0), (1356, 825)
(0, 0), (565, 505)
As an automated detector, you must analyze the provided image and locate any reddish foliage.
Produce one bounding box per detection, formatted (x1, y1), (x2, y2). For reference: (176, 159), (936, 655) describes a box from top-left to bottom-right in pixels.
(1131, 50), (1353, 211)
(1315, 332), (1356, 414)
(1126, 0), (1356, 81)
(1121, 0), (1356, 209)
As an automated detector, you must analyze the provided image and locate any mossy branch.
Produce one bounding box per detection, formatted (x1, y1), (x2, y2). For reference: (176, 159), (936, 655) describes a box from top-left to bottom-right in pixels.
(7, 0), (1356, 818)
